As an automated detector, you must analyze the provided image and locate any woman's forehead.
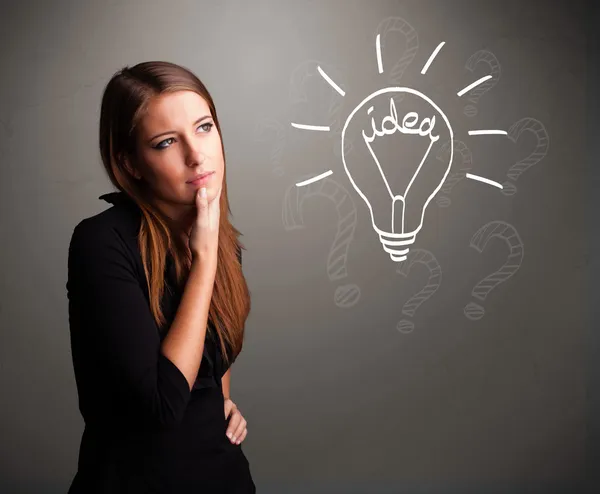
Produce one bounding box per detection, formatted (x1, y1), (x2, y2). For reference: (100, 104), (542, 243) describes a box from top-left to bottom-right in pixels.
(140, 91), (211, 135)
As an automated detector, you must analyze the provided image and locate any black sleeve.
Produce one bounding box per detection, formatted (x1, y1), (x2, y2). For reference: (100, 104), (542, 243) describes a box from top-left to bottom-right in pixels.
(67, 219), (191, 430)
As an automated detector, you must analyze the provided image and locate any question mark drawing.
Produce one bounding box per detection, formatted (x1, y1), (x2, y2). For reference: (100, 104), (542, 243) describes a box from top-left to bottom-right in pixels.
(374, 16), (419, 85)
(395, 249), (442, 334)
(463, 50), (501, 117)
(501, 117), (550, 196)
(435, 139), (473, 208)
(283, 175), (361, 308)
(464, 221), (524, 321)
(254, 117), (286, 177)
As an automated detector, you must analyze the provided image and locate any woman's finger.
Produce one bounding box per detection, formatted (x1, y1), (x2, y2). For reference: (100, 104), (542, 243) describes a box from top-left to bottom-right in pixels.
(196, 187), (209, 228)
(234, 427), (247, 445)
(226, 411), (241, 440)
(232, 416), (247, 443)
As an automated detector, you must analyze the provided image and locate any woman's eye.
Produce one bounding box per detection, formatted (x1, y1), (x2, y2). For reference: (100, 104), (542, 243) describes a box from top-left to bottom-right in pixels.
(154, 122), (213, 149)
(155, 138), (174, 149)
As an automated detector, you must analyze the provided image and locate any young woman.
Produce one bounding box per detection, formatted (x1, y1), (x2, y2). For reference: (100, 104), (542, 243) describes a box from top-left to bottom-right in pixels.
(66, 61), (255, 493)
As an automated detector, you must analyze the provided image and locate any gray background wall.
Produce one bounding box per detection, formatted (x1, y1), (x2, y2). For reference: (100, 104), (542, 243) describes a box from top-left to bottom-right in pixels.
(0, 1), (597, 493)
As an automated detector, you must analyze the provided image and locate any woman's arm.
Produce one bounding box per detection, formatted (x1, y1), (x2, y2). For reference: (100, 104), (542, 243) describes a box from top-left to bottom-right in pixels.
(67, 219), (214, 430)
(161, 257), (217, 391)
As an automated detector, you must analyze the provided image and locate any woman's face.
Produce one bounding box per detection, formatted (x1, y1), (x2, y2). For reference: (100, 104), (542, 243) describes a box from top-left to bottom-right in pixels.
(131, 90), (224, 222)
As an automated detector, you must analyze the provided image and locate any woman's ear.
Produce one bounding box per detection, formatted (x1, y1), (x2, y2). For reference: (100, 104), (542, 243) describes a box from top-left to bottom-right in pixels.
(121, 153), (142, 180)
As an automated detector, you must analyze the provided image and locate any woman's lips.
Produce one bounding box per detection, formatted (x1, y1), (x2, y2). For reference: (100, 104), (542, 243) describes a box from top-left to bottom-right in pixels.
(187, 172), (215, 186)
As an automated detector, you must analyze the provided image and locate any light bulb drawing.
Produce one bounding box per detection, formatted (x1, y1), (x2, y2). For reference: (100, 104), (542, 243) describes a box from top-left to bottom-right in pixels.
(340, 87), (452, 261)
(291, 34), (511, 263)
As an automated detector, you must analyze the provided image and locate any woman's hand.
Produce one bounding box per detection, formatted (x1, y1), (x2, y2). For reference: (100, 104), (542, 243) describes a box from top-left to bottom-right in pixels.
(224, 398), (247, 445)
(189, 184), (222, 263)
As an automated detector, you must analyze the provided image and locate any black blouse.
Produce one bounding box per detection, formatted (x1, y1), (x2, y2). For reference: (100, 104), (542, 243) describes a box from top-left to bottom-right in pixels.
(66, 191), (254, 493)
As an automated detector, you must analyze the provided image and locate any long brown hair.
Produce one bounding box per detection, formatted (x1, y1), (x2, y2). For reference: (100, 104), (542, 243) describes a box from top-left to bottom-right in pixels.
(98, 61), (250, 367)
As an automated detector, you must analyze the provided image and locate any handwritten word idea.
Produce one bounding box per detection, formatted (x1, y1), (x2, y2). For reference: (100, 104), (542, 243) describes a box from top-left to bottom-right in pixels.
(362, 96), (440, 144)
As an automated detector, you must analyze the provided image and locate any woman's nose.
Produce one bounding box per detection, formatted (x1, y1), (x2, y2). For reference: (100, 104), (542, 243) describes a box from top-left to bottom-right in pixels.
(186, 146), (206, 167)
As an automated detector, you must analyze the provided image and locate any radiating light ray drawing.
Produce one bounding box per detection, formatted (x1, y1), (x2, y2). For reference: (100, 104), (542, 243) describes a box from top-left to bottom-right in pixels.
(289, 27), (523, 263)
(375, 16), (419, 84)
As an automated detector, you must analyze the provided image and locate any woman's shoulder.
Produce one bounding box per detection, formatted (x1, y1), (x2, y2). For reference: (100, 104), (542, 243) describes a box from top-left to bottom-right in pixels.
(68, 191), (142, 260)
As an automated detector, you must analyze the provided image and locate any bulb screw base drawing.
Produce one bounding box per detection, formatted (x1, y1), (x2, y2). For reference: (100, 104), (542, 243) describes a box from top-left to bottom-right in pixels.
(378, 231), (416, 262)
